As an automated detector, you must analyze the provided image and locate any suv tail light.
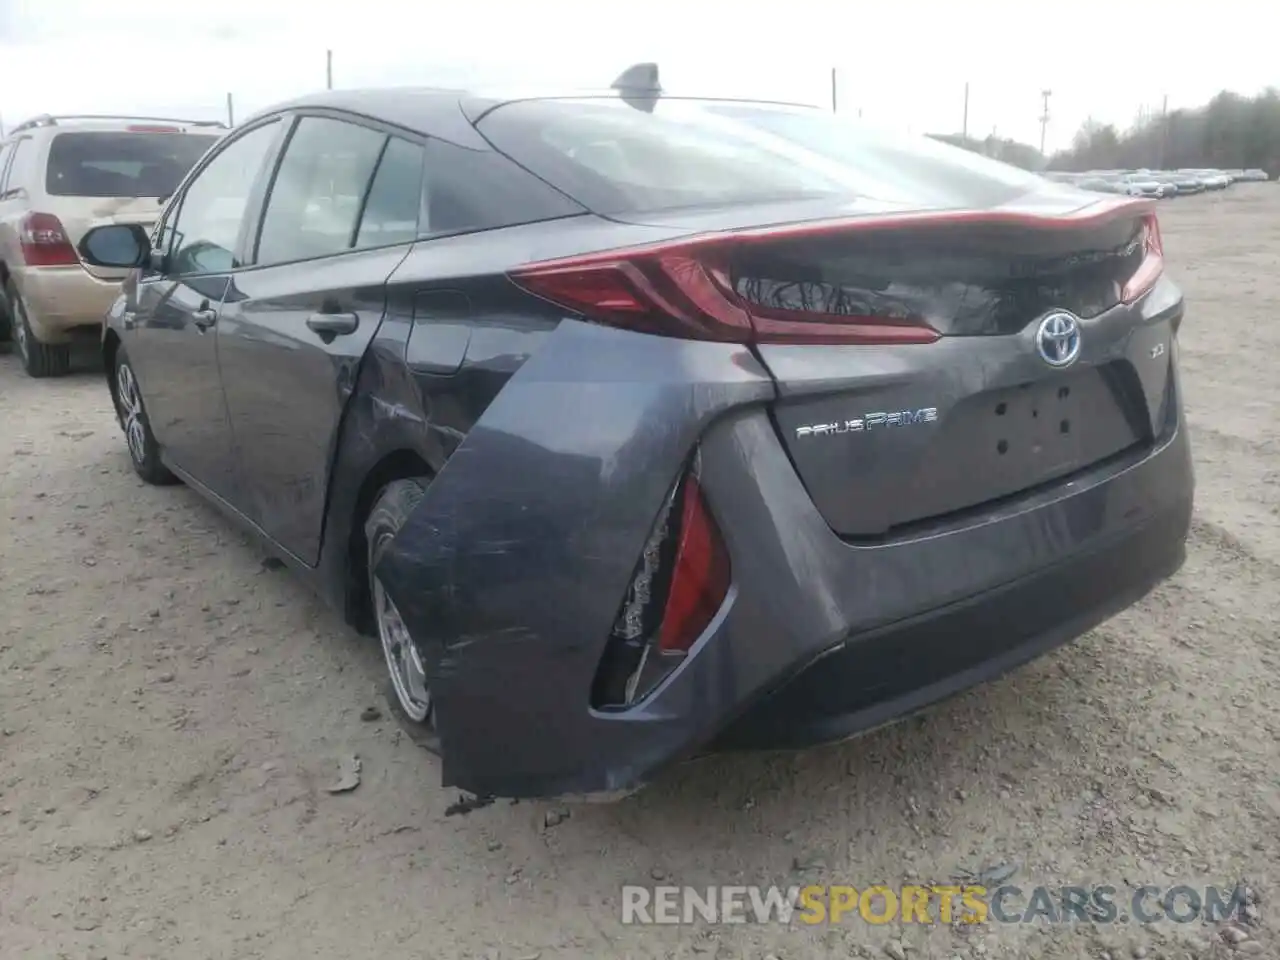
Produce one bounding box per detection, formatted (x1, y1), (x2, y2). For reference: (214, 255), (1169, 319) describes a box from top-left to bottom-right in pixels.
(20, 212), (79, 267)
(510, 200), (1165, 345)
(591, 461), (730, 709)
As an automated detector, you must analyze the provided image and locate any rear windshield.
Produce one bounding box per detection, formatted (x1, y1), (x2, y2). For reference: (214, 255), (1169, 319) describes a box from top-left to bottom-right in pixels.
(476, 98), (1046, 215)
(699, 103), (1045, 207)
(45, 131), (219, 198)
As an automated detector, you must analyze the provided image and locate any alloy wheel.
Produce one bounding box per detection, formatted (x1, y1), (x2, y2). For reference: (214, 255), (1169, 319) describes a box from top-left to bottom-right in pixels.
(12, 297), (29, 364)
(372, 569), (431, 722)
(116, 362), (149, 466)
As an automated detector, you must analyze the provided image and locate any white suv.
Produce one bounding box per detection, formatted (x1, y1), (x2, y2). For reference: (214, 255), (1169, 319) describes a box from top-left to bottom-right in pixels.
(0, 115), (224, 376)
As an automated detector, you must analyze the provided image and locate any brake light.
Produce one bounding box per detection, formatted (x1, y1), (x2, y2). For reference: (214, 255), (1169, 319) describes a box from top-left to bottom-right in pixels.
(20, 212), (79, 267)
(511, 240), (936, 346)
(658, 475), (730, 654)
(510, 200), (1158, 346)
(1120, 213), (1164, 302)
(127, 124), (179, 133)
(590, 465), (731, 709)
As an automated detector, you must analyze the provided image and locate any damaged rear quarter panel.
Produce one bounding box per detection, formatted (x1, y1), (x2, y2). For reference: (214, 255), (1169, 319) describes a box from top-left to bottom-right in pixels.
(373, 319), (776, 798)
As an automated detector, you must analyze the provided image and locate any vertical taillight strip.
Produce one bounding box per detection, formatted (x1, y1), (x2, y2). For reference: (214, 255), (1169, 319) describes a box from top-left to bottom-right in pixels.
(590, 456), (731, 710)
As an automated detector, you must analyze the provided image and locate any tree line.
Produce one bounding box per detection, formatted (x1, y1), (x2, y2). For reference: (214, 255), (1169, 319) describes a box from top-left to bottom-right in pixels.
(1051, 89), (1280, 173)
(928, 88), (1280, 175)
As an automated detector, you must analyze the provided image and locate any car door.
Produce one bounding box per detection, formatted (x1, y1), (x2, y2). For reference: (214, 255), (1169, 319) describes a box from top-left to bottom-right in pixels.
(0, 137), (32, 269)
(127, 118), (285, 505)
(216, 114), (426, 565)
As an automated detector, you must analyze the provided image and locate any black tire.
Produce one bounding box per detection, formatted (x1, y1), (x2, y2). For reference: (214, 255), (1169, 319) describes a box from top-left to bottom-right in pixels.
(112, 346), (177, 485)
(6, 281), (70, 378)
(0, 290), (11, 346)
(365, 477), (439, 752)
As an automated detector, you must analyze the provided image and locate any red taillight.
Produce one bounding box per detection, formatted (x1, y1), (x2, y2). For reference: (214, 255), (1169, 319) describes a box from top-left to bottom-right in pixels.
(657, 475), (730, 655)
(19, 212), (79, 267)
(510, 199), (1159, 346)
(1120, 213), (1164, 302)
(511, 242), (936, 346)
(591, 465), (731, 708)
(511, 256), (753, 342)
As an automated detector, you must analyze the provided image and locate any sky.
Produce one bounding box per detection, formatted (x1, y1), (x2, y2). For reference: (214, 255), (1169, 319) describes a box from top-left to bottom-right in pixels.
(0, 0), (1274, 154)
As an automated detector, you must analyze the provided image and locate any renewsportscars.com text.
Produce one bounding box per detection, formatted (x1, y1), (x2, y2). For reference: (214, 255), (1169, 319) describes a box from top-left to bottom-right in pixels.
(621, 884), (1253, 926)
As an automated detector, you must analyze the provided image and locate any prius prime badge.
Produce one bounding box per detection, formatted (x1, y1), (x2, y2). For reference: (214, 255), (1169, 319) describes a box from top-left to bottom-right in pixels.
(1035, 310), (1082, 368)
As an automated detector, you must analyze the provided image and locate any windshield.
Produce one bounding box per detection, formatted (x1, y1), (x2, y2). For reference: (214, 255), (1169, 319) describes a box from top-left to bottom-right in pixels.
(45, 131), (219, 199)
(477, 97), (1047, 215)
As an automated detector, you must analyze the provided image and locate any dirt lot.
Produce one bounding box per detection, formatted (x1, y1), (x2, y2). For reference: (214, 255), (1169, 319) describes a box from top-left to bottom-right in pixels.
(2, 186), (1278, 960)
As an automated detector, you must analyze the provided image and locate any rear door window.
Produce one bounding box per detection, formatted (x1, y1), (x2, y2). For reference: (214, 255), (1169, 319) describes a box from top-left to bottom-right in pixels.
(255, 116), (387, 266)
(0, 142), (13, 192)
(354, 135), (425, 249)
(419, 137), (585, 236)
(45, 132), (219, 199)
(3, 138), (34, 196)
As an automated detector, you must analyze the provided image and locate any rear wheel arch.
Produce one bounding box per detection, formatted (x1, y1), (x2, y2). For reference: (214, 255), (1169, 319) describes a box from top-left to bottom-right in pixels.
(344, 449), (434, 634)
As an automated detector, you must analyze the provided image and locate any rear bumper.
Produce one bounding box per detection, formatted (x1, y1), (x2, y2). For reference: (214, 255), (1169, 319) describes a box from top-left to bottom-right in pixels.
(12, 265), (120, 341)
(711, 487), (1188, 751)
(375, 318), (1194, 801)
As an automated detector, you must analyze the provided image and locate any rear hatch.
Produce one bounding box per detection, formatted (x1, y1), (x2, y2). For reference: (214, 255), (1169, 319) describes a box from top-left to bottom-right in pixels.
(39, 127), (219, 279)
(481, 95), (1173, 538)
(730, 208), (1168, 537)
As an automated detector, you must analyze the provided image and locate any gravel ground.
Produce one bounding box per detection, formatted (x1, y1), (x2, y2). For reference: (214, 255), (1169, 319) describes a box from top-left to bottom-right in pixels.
(1, 185), (1277, 960)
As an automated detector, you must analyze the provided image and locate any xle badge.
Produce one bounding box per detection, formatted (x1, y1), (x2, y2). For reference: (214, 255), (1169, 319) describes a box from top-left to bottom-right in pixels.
(795, 408), (939, 439)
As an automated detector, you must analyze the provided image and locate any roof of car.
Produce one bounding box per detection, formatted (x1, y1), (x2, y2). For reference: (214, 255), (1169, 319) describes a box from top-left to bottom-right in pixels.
(241, 86), (823, 149)
(4, 114), (227, 140)
(242, 87), (485, 146)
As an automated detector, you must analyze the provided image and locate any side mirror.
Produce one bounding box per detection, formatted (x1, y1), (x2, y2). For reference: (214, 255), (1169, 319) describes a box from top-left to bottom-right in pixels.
(78, 223), (151, 269)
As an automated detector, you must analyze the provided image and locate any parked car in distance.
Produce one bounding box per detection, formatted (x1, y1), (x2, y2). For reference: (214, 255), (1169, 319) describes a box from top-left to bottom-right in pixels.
(78, 70), (1193, 801)
(1114, 174), (1166, 198)
(1074, 176), (1117, 193)
(1165, 173), (1204, 195)
(0, 114), (224, 376)
(1179, 169), (1230, 190)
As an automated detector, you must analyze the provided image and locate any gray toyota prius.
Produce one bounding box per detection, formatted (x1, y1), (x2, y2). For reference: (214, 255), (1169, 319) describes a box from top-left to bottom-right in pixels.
(78, 66), (1193, 800)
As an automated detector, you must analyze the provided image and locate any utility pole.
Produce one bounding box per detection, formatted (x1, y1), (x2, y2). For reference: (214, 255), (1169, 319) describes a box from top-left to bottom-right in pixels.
(1160, 93), (1169, 168)
(962, 82), (969, 139)
(326, 49), (334, 90)
(1039, 89), (1052, 155)
(830, 67), (837, 113)
(226, 93), (234, 127)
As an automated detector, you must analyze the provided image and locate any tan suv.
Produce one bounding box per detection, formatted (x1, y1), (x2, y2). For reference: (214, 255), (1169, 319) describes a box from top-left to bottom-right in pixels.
(0, 115), (224, 377)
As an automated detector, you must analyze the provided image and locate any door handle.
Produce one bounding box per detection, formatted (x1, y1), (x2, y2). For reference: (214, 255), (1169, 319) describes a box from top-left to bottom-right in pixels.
(192, 307), (217, 330)
(306, 312), (359, 338)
